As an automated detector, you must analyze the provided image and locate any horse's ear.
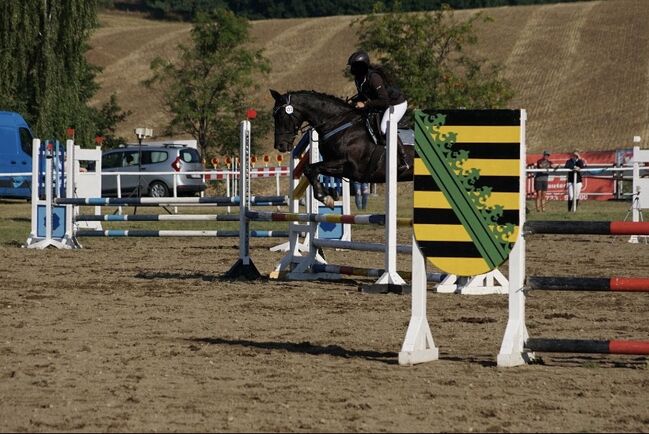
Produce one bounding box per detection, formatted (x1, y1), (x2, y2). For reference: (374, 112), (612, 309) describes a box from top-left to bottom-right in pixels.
(270, 89), (282, 101)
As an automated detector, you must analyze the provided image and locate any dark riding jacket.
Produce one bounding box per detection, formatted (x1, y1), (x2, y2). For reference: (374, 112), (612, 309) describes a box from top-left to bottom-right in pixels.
(353, 69), (405, 110)
(564, 157), (585, 183)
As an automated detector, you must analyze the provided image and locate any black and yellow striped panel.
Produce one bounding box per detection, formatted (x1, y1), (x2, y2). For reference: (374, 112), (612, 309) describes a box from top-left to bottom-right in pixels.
(413, 109), (522, 276)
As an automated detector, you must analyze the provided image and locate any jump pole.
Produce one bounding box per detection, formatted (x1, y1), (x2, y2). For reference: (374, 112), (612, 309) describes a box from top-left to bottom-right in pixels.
(269, 129), (317, 256)
(25, 139), (77, 249)
(398, 234), (438, 365)
(270, 127), (351, 256)
(629, 141), (647, 243)
(526, 338), (649, 355)
(223, 120), (261, 279)
(496, 110), (530, 367)
(364, 107), (407, 292)
(498, 113), (649, 366)
(272, 110), (406, 292)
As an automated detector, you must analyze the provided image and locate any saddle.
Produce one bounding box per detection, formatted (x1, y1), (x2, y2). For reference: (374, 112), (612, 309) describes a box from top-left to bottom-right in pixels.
(364, 111), (410, 170)
(364, 110), (411, 145)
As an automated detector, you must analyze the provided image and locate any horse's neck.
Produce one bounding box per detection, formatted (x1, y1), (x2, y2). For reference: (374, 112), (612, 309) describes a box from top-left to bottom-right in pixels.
(295, 94), (350, 129)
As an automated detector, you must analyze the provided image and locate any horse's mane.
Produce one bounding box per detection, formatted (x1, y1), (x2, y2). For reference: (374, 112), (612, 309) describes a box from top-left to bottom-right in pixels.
(291, 90), (350, 108)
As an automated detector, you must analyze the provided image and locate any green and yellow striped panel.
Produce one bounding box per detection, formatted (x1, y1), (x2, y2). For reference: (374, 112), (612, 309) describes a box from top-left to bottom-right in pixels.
(413, 109), (522, 276)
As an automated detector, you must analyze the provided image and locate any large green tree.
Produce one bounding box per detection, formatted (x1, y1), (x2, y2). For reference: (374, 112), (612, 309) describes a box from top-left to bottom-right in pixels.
(354, 5), (514, 110)
(145, 8), (270, 157)
(0, 0), (128, 145)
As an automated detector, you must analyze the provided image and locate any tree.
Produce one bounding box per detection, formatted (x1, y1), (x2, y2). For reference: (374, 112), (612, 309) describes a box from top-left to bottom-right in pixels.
(0, 0), (129, 145)
(145, 8), (271, 158)
(354, 4), (514, 110)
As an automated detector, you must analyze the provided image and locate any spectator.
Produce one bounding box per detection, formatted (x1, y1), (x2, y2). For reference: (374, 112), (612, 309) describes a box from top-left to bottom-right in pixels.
(353, 181), (370, 210)
(534, 150), (553, 212)
(564, 150), (586, 211)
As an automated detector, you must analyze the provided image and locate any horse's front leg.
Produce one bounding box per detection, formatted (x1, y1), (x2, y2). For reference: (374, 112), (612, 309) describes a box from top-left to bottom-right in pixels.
(302, 159), (350, 209)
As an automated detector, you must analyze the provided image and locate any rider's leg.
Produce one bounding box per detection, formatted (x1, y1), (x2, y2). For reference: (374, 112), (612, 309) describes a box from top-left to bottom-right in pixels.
(380, 101), (408, 133)
(381, 101), (409, 169)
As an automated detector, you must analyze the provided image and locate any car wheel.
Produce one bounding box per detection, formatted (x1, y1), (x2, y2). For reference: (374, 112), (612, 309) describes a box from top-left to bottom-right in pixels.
(148, 181), (169, 198)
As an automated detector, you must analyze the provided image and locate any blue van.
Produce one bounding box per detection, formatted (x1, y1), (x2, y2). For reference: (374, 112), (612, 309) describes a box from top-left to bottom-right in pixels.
(0, 111), (33, 198)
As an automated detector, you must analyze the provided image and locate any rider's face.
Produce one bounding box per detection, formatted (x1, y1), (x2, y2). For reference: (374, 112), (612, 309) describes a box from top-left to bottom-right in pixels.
(349, 62), (367, 77)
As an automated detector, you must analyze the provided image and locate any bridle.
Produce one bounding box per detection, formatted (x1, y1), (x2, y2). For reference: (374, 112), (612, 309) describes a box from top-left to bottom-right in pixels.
(273, 94), (304, 142)
(273, 92), (357, 147)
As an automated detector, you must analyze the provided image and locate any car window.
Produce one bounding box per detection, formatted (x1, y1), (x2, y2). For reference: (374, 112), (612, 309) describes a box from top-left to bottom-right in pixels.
(102, 152), (122, 169)
(19, 128), (33, 155)
(180, 148), (201, 163)
(143, 150), (167, 165)
(123, 151), (139, 167)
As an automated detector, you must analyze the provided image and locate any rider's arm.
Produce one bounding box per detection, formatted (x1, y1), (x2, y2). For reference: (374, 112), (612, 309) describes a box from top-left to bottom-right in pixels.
(364, 73), (391, 110)
(349, 93), (366, 104)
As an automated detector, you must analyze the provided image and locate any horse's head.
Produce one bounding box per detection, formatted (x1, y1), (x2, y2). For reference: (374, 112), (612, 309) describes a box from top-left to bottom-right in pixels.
(270, 89), (303, 152)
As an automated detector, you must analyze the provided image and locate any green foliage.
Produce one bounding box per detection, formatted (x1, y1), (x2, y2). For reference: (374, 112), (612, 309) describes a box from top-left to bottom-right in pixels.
(0, 0), (129, 146)
(354, 5), (514, 110)
(144, 8), (271, 157)
(94, 94), (132, 148)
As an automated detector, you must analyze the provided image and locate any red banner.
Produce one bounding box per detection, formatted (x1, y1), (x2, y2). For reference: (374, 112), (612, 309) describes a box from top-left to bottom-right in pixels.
(527, 151), (617, 201)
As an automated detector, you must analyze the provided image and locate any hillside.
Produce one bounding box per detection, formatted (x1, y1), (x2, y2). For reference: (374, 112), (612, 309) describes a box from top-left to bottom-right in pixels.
(87, 0), (649, 154)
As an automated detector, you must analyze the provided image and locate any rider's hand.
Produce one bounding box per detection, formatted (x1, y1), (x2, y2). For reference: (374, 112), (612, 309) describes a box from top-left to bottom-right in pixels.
(355, 101), (365, 109)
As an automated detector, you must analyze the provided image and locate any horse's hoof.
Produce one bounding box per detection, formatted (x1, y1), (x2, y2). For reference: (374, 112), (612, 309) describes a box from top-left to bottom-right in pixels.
(324, 196), (335, 209)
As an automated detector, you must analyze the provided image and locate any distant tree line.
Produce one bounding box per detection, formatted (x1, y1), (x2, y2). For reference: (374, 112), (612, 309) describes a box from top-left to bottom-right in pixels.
(104, 0), (592, 20)
(143, 4), (516, 160)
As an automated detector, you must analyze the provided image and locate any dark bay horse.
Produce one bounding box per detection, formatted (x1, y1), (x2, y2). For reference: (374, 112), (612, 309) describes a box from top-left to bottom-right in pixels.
(270, 89), (414, 208)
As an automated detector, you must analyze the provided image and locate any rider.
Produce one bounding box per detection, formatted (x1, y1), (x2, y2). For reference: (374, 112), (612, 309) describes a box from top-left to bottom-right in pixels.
(347, 50), (409, 170)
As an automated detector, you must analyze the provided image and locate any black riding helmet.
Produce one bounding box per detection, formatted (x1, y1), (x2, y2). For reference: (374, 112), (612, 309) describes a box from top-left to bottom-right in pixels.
(348, 50), (370, 77)
(347, 50), (370, 66)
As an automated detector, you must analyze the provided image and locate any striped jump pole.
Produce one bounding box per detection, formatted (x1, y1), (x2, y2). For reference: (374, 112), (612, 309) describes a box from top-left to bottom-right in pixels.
(312, 238), (412, 254)
(498, 127), (649, 366)
(77, 229), (288, 238)
(224, 119), (261, 279)
(526, 338), (649, 355)
(76, 214), (240, 222)
(311, 263), (447, 282)
(527, 276), (649, 292)
(292, 177), (310, 199)
(525, 220), (649, 235)
(55, 195), (288, 207)
(247, 210), (412, 227)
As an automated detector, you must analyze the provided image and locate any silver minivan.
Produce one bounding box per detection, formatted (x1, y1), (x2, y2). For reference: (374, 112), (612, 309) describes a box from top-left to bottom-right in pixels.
(101, 144), (206, 197)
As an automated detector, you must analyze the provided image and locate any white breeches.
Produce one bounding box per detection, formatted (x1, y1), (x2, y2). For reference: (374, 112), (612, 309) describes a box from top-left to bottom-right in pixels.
(567, 182), (582, 201)
(380, 101), (408, 134)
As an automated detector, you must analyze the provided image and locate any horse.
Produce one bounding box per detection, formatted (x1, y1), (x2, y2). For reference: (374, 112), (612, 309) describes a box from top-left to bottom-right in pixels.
(270, 89), (414, 208)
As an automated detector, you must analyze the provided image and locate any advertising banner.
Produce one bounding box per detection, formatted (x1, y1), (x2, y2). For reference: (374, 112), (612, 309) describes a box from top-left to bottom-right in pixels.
(527, 151), (617, 200)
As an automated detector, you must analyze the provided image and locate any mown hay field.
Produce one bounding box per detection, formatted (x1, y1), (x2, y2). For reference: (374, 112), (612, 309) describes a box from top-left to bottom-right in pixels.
(88, 0), (649, 153)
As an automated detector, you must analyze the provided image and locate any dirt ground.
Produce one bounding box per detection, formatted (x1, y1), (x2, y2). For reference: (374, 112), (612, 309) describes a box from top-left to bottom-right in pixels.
(1, 219), (649, 432)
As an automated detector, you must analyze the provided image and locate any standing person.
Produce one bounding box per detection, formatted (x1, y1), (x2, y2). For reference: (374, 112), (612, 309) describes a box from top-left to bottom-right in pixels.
(534, 150), (553, 212)
(347, 50), (409, 170)
(564, 150), (586, 211)
(353, 181), (370, 210)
